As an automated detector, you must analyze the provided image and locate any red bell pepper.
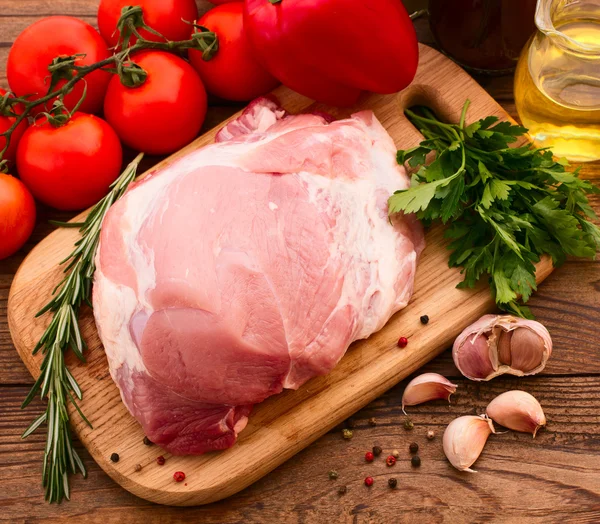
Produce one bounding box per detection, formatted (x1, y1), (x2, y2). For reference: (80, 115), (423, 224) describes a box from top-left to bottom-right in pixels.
(243, 0), (419, 106)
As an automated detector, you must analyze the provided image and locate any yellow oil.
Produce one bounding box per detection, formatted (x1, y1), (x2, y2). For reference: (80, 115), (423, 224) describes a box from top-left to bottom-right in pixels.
(514, 19), (600, 162)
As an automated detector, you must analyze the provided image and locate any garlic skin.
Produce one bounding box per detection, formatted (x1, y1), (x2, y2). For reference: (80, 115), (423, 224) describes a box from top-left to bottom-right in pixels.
(402, 373), (458, 414)
(443, 415), (495, 473)
(453, 315), (552, 381)
(486, 390), (546, 437)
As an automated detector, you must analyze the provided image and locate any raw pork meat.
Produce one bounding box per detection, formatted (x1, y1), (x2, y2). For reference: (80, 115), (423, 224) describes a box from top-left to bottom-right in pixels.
(93, 97), (424, 455)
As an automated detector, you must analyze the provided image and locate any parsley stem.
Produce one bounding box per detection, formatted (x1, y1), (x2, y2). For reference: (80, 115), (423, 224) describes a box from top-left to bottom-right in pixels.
(459, 100), (471, 130)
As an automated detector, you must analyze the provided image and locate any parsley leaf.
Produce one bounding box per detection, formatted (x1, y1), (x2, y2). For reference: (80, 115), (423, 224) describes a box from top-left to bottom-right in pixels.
(390, 100), (600, 317)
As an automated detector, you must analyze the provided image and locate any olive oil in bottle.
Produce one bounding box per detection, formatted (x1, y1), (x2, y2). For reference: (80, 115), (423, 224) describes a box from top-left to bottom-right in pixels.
(514, 16), (600, 162)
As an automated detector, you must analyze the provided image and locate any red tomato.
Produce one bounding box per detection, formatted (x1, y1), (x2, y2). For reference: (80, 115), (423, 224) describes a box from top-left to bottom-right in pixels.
(0, 174), (36, 260)
(0, 89), (27, 165)
(7, 17), (110, 115)
(103, 51), (207, 155)
(98, 0), (198, 48)
(189, 3), (279, 101)
(16, 113), (123, 211)
(209, 0), (238, 4)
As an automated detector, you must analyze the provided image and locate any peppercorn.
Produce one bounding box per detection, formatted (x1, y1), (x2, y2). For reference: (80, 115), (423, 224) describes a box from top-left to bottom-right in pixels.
(392, 449), (400, 458)
(156, 455), (165, 466)
(411, 455), (421, 468)
(404, 418), (414, 430)
(110, 453), (119, 463)
(386, 455), (396, 467)
(143, 436), (153, 446)
(427, 430), (435, 440)
(346, 417), (357, 429)
(372, 445), (383, 457)
(342, 428), (354, 440)
(134, 464), (142, 472)
(173, 471), (186, 482)
(388, 478), (398, 489)
(364, 476), (374, 487)
(365, 451), (375, 462)
(338, 485), (347, 495)
(368, 417), (377, 426)
(409, 442), (419, 453)
(420, 315), (429, 325)
(328, 470), (339, 480)
(397, 336), (408, 348)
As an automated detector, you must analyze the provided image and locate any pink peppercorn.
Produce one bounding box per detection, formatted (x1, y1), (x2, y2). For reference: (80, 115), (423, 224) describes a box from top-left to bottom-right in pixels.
(397, 336), (408, 348)
(156, 456), (165, 465)
(365, 451), (374, 462)
(364, 476), (374, 487)
(386, 455), (396, 467)
(173, 471), (186, 482)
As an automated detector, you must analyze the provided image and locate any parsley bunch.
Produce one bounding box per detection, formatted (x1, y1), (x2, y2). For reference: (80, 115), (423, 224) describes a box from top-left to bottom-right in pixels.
(389, 101), (600, 318)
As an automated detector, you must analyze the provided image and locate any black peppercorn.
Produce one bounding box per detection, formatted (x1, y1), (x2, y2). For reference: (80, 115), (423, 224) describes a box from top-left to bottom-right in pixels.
(143, 436), (153, 446)
(134, 464), (142, 472)
(411, 455), (421, 468)
(409, 442), (419, 453)
(110, 453), (119, 463)
(420, 315), (429, 325)
(338, 485), (347, 495)
(368, 417), (377, 426)
(372, 445), (383, 456)
(388, 477), (397, 489)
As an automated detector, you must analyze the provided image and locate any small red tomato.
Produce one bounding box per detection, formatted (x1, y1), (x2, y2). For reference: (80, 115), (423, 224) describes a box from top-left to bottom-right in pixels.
(98, 0), (198, 48)
(104, 51), (207, 155)
(0, 89), (27, 165)
(189, 3), (279, 101)
(0, 173), (36, 260)
(7, 16), (110, 115)
(16, 113), (123, 210)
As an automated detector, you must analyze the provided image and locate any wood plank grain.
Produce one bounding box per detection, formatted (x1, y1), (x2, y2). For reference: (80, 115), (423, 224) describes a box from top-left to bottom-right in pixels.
(1, 0), (599, 519)
(1, 377), (599, 522)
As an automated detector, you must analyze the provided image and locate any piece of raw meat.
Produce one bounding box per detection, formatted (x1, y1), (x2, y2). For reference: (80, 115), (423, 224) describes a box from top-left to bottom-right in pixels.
(93, 97), (424, 455)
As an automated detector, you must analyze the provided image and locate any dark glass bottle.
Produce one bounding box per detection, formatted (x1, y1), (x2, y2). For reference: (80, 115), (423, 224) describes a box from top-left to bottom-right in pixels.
(429, 0), (537, 73)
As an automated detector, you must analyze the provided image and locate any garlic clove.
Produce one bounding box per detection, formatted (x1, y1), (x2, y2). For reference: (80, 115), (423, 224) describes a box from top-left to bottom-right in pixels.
(486, 390), (546, 437)
(509, 328), (545, 372)
(443, 415), (495, 473)
(496, 329), (512, 366)
(401, 373), (458, 413)
(452, 315), (552, 381)
(454, 333), (495, 380)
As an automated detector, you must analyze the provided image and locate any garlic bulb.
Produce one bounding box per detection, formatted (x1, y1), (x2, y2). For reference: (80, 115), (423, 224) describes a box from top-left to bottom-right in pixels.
(452, 315), (552, 381)
(402, 373), (458, 414)
(486, 390), (546, 437)
(443, 415), (495, 473)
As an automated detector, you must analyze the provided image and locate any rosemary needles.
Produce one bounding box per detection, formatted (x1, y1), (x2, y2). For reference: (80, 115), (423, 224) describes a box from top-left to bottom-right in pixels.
(21, 153), (144, 503)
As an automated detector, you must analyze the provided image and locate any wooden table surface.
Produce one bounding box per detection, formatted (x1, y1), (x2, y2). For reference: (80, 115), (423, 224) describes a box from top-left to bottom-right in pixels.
(1, 2), (599, 523)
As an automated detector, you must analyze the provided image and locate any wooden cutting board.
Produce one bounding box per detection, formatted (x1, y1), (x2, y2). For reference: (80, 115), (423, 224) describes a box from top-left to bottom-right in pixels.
(8, 44), (553, 506)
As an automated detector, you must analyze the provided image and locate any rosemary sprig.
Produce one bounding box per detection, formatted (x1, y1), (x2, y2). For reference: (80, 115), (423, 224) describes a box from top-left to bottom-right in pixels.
(21, 153), (144, 503)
